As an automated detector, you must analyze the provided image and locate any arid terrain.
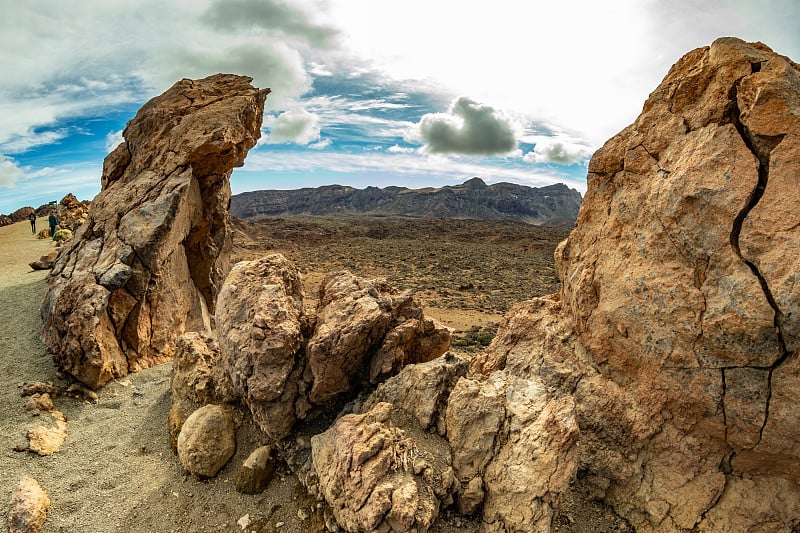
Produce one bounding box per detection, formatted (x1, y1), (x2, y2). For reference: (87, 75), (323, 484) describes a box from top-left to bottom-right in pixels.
(3, 215), (632, 533)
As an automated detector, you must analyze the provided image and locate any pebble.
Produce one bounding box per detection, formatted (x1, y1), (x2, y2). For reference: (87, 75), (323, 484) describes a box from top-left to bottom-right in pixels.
(275, 521), (285, 528)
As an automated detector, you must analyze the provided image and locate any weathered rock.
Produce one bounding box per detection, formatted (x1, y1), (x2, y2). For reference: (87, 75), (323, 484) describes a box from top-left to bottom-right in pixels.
(479, 38), (800, 532)
(26, 410), (67, 456)
(18, 382), (59, 397)
(41, 74), (269, 389)
(364, 351), (468, 435)
(177, 404), (236, 478)
(29, 251), (58, 271)
(169, 332), (236, 451)
(307, 272), (450, 405)
(235, 445), (276, 494)
(0, 214), (12, 227)
(8, 477), (50, 533)
(216, 254), (305, 441)
(23, 393), (53, 414)
(8, 207), (34, 223)
(445, 372), (579, 531)
(311, 402), (454, 533)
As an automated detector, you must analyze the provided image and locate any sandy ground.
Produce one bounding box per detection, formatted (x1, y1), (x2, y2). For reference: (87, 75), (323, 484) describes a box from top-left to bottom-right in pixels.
(0, 219), (482, 533)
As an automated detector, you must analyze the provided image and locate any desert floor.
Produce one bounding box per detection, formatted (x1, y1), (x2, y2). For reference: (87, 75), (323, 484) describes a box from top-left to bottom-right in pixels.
(0, 216), (626, 533)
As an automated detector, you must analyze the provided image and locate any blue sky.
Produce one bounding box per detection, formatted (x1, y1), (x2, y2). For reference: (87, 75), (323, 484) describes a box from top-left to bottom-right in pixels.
(1, 0), (799, 214)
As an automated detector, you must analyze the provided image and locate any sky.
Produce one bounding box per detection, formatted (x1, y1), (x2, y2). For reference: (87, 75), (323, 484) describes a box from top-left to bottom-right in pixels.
(1, 0), (799, 215)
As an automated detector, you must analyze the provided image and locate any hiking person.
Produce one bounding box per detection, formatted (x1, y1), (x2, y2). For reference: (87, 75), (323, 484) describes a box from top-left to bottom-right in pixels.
(48, 213), (58, 239)
(29, 213), (36, 234)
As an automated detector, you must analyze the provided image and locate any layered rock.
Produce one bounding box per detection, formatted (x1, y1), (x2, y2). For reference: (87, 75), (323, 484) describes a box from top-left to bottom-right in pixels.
(41, 74), (269, 389)
(477, 38), (800, 531)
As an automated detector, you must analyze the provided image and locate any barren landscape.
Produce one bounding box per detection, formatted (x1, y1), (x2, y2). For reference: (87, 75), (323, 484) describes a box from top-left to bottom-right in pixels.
(2, 215), (604, 533)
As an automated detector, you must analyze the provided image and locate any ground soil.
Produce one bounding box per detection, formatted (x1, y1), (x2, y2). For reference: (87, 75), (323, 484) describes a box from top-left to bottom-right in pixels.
(0, 215), (627, 532)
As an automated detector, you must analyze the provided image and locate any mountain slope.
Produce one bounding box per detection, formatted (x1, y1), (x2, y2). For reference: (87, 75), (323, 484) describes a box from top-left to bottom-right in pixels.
(230, 178), (582, 226)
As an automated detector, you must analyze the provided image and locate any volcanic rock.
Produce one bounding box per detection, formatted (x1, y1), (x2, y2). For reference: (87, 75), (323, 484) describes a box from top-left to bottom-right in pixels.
(41, 74), (269, 389)
(0, 215), (12, 227)
(307, 271), (450, 404)
(8, 207), (34, 224)
(480, 38), (800, 531)
(235, 445), (276, 494)
(177, 404), (236, 478)
(169, 332), (236, 451)
(8, 477), (50, 533)
(311, 402), (456, 533)
(28, 251), (58, 271)
(26, 410), (67, 456)
(215, 254), (306, 441)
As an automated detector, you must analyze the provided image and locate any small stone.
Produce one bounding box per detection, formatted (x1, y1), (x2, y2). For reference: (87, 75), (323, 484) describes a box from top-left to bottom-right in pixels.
(8, 477), (50, 533)
(235, 446), (276, 495)
(297, 508), (310, 521)
(177, 405), (236, 478)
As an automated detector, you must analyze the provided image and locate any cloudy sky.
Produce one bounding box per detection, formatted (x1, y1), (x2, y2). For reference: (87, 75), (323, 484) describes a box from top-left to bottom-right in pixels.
(1, 0), (798, 214)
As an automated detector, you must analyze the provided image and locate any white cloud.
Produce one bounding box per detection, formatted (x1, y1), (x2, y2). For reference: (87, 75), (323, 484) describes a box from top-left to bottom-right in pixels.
(524, 139), (594, 165)
(309, 138), (332, 149)
(418, 97), (521, 156)
(0, 155), (23, 187)
(388, 144), (414, 153)
(105, 130), (124, 153)
(265, 108), (321, 144)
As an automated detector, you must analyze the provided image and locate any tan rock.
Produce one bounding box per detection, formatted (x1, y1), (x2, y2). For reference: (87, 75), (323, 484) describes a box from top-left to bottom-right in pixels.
(215, 254), (305, 441)
(307, 272), (449, 405)
(23, 393), (53, 414)
(169, 332), (236, 451)
(235, 446), (276, 495)
(8, 477), (50, 533)
(27, 410), (67, 456)
(177, 404), (236, 478)
(480, 38), (800, 532)
(28, 251), (58, 271)
(41, 74), (269, 389)
(311, 402), (452, 533)
(364, 351), (468, 435)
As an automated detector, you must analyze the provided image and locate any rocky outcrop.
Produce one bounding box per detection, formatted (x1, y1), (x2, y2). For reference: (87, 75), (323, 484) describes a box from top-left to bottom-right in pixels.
(41, 74), (269, 389)
(475, 38), (800, 531)
(311, 402), (458, 533)
(8, 207), (34, 224)
(8, 477), (50, 533)
(230, 178), (582, 227)
(213, 255), (451, 441)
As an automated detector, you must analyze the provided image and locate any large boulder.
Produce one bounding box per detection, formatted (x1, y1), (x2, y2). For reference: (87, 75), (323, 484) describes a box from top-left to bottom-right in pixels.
(7, 477), (50, 533)
(311, 402), (457, 533)
(307, 271), (450, 404)
(481, 38), (800, 531)
(41, 74), (269, 389)
(215, 254), (306, 441)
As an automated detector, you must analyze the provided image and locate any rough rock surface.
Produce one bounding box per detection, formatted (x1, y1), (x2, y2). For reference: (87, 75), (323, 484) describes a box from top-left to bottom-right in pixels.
(363, 352), (468, 435)
(311, 402), (457, 533)
(41, 74), (269, 389)
(478, 38), (800, 532)
(215, 254), (306, 441)
(26, 410), (67, 456)
(444, 371), (579, 531)
(169, 332), (236, 451)
(235, 445), (276, 495)
(177, 404), (236, 478)
(307, 271), (450, 404)
(8, 477), (50, 533)
(28, 251), (58, 271)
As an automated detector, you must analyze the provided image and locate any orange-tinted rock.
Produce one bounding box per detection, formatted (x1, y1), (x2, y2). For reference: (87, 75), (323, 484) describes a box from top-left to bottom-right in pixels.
(41, 74), (269, 389)
(8, 477), (50, 533)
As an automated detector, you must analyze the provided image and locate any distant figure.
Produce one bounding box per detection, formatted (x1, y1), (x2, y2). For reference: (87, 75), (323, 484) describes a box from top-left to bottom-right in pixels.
(29, 213), (36, 234)
(48, 213), (58, 239)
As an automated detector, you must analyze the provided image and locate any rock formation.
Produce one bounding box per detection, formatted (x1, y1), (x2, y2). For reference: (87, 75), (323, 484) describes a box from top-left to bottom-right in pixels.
(212, 255), (451, 441)
(469, 37), (800, 531)
(177, 404), (236, 478)
(41, 74), (269, 389)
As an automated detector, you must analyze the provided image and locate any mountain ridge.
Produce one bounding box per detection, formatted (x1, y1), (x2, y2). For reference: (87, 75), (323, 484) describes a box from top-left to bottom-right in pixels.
(230, 178), (582, 226)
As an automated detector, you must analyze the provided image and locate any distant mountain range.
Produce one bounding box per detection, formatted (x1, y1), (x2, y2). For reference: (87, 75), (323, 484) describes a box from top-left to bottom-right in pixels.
(230, 178), (582, 226)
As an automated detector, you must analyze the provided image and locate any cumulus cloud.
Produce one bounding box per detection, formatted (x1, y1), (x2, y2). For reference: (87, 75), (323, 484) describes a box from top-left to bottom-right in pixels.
(388, 144), (414, 153)
(266, 108), (321, 144)
(0, 155), (23, 187)
(523, 139), (593, 164)
(309, 138), (332, 149)
(418, 97), (520, 155)
(203, 0), (338, 47)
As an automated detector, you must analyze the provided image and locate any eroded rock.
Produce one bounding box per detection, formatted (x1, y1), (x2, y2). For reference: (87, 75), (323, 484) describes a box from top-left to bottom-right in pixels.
(235, 445), (276, 495)
(177, 404), (236, 478)
(311, 402), (455, 533)
(8, 477), (50, 533)
(41, 74), (269, 389)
